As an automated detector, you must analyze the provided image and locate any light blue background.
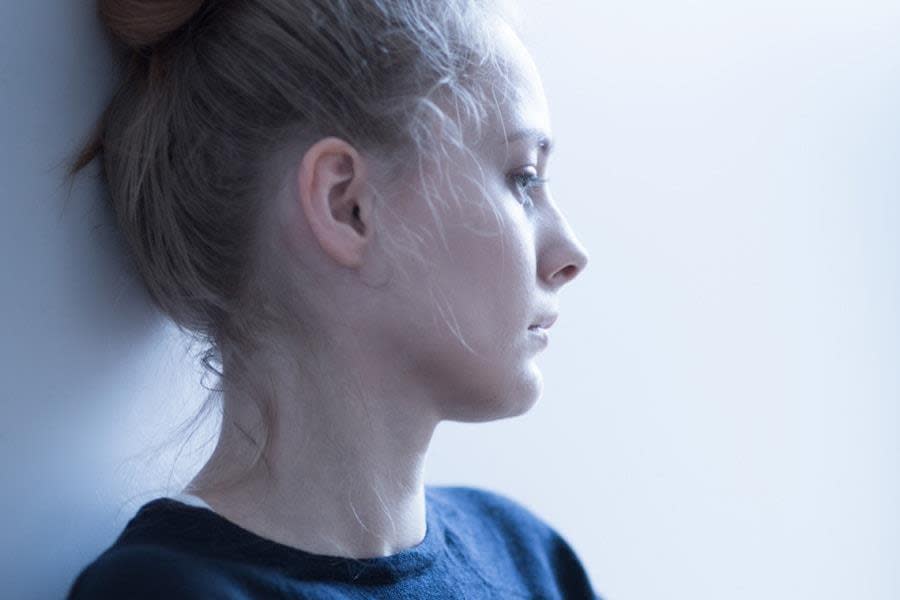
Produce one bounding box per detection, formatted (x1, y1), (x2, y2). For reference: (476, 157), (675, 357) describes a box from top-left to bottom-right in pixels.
(1, 1), (897, 598)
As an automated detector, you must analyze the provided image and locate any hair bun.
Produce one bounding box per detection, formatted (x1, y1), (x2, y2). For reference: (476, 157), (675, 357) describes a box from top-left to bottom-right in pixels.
(99, 0), (206, 49)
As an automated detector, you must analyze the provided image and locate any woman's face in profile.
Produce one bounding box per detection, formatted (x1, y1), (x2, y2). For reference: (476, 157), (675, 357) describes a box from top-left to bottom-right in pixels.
(371, 18), (590, 424)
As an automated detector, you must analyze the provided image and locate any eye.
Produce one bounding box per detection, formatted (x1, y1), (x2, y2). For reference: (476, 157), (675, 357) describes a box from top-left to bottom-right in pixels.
(509, 167), (550, 208)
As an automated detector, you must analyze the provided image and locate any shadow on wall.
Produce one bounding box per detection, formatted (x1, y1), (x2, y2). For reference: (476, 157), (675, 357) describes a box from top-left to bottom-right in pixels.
(0, 2), (218, 598)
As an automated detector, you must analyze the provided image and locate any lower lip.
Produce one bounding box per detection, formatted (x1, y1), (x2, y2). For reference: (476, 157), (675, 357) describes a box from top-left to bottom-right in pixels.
(528, 327), (549, 344)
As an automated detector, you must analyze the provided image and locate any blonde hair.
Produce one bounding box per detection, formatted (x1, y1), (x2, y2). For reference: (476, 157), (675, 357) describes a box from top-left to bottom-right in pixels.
(68, 0), (519, 492)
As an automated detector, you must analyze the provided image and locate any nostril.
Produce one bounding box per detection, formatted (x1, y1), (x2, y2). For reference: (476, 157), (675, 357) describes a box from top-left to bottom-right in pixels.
(558, 264), (579, 282)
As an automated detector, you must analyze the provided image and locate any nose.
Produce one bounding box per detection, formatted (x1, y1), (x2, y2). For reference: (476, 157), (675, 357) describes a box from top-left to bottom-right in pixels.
(550, 241), (589, 286)
(540, 208), (590, 287)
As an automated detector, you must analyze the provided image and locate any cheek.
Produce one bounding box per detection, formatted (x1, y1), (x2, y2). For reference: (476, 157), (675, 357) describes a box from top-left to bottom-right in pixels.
(390, 171), (536, 351)
(379, 202), (542, 421)
(443, 198), (536, 343)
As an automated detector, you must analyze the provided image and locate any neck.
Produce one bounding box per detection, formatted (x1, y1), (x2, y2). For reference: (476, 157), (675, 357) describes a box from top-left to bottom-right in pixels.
(185, 343), (441, 559)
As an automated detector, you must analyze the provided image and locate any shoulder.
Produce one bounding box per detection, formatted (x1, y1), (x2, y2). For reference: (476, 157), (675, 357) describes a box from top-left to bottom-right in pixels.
(428, 484), (602, 600)
(429, 484), (558, 541)
(67, 544), (232, 600)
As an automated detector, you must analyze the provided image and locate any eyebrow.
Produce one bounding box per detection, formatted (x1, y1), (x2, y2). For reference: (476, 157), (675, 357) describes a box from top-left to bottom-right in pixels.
(505, 128), (554, 156)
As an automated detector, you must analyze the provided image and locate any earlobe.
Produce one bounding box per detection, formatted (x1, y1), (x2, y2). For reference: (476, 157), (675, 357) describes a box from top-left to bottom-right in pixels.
(297, 137), (369, 269)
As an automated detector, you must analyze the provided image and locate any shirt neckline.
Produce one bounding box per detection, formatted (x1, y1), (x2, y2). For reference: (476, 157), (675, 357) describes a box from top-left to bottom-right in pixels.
(130, 485), (447, 584)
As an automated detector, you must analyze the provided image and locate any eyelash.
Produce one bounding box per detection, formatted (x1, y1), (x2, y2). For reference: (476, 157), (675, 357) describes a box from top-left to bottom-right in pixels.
(510, 169), (550, 207)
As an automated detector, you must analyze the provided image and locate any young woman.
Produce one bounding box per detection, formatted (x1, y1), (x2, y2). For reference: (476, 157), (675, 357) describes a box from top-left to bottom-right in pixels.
(67, 0), (598, 597)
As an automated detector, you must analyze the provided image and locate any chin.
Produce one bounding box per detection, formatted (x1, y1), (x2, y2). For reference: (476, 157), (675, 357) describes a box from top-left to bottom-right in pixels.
(435, 336), (546, 422)
(445, 374), (543, 423)
(505, 388), (541, 419)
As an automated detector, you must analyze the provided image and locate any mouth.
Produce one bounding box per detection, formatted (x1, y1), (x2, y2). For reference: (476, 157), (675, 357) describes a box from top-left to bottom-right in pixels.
(528, 325), (550, 344)
(529, 314), (558, 330)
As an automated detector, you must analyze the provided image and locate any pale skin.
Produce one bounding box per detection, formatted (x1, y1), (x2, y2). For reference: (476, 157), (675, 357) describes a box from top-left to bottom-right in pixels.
(185, 19), (589, 559)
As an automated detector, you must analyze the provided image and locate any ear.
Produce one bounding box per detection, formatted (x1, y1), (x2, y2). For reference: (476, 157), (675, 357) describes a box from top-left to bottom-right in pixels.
(297, 137), (371, 269)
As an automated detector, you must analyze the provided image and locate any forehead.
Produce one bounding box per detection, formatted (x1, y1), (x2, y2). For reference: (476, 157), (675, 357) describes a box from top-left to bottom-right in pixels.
(480, 20), (551, 150)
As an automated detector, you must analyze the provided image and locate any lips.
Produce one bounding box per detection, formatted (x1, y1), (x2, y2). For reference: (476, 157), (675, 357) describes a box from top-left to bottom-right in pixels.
(529, 314), (558, 330)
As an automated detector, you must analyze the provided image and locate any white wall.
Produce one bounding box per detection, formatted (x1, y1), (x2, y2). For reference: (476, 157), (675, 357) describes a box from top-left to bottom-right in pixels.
(0, 4), (220, 599)
(448, 0), (898, 598)
(1, 1), (897, 599)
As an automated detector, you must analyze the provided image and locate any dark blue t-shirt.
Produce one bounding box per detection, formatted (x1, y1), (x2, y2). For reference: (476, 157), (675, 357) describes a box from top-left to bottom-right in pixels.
(67, 485), (602, 599)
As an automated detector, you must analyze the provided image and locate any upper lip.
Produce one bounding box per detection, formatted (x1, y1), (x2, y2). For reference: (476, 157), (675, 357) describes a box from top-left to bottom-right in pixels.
(529, 314), (558, 329)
